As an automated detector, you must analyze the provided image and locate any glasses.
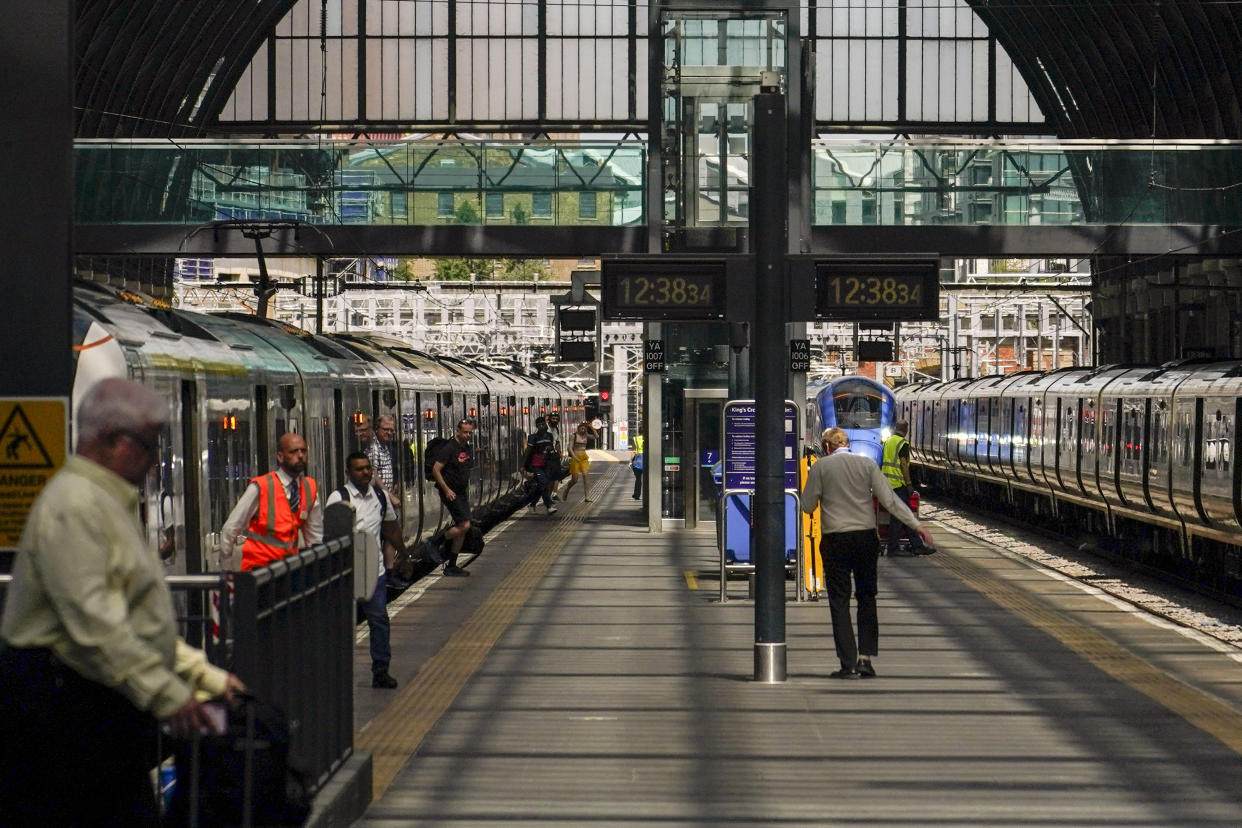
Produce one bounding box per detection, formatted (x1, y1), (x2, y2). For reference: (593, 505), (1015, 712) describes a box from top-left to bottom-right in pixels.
(118, 430), (159, 454)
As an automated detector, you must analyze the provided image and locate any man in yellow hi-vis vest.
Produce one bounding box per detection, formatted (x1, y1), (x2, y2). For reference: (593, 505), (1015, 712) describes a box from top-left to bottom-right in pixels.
(880, 420), (931, 556)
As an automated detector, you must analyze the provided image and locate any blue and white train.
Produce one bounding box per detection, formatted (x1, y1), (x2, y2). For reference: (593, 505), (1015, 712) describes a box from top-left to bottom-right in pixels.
(805, 375), (897, 464)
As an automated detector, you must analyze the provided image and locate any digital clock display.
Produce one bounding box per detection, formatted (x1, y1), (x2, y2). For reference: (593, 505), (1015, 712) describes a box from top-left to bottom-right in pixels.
(602, 260), (727, 320)
(814, 259), (940, 321)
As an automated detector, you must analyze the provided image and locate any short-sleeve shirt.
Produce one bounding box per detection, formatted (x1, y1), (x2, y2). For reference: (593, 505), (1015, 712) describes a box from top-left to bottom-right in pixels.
(434, 437), (473, 494)
(526, 428), (554, 468)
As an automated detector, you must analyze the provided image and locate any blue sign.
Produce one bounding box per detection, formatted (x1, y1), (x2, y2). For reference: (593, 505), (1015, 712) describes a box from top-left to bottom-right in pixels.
(701, 448), (719, 466)
(722, 400), (799, 491)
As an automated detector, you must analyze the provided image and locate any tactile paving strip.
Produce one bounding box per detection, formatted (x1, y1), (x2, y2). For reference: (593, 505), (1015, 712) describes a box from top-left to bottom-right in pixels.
(357, 465), (623, 797)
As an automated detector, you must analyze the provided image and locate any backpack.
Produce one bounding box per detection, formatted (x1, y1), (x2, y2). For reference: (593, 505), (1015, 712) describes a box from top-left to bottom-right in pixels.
(334, 484), (388, 520)
(461, 525), (485, 555)
(423, 436), (451, 481)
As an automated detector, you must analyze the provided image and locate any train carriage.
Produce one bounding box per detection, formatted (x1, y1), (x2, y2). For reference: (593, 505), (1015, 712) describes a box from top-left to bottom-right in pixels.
(895, 359), (1242, 598)
(69, 282), (572, 576)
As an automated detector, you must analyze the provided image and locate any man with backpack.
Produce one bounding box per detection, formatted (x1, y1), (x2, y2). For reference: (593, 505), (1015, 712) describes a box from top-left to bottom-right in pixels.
(426, 419), (475, 576)
(326, 452), (405, 688)
(522, 416), (559, 514)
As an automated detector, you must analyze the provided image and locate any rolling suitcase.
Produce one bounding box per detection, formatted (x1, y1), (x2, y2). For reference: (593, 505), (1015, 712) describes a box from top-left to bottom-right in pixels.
(875, 489), (920, 551)
(168, 694), (311, 827)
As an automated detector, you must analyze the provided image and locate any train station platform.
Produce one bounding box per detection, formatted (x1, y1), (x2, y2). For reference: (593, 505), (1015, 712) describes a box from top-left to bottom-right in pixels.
(344, 461), (1242, 825)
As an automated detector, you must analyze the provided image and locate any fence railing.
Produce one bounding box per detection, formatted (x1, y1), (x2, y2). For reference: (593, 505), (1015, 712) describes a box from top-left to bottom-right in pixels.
(231, 537), (356, 790)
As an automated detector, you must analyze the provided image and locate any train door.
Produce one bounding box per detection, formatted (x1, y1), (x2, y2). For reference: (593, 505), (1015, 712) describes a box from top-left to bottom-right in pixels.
(1234, 398), (1242, 528)
(684, 389), (728, 530)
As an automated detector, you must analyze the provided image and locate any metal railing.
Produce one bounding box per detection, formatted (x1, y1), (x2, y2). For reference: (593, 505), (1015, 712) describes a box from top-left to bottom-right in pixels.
(231, 538), (355, 790)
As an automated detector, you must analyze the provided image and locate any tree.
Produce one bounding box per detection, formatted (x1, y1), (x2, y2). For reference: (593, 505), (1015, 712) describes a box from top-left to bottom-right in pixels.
(453, 199), (479, 225)
(500, 259), (547, 281)
(433, 257), (493, 281)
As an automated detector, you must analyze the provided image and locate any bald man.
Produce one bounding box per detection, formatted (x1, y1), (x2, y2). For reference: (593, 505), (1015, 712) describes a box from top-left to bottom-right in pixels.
(221, 432), (324, 570)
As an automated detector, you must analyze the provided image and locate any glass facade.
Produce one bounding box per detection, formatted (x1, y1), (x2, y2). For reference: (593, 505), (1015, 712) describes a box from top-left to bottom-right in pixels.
(75, 138), (1242, 227)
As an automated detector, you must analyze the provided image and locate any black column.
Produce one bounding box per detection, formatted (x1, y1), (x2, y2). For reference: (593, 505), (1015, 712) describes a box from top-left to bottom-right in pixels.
(750, 83), (788, 682)
(1, 0), (73, 396)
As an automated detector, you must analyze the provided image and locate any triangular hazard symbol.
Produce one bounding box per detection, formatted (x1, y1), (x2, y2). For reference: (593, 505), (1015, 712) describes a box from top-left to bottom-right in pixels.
(0, 406), (55, 469)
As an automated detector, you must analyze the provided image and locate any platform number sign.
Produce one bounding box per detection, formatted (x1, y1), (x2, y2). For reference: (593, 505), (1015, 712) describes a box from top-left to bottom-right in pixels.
(644, 339), (666, 373)
(789, 339), (810, 372)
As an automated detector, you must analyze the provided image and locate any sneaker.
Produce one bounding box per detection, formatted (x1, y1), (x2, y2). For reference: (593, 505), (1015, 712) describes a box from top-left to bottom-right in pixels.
(546, 505), (558, 514)
(425, 538), (445, 565)
(386, 573), (411, 590)
(371, 671), (398, 689)
(442, 564), (470, 577)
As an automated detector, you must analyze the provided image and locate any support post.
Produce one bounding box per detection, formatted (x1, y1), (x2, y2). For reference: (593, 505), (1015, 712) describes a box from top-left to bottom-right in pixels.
(1, 0), (72, 397)
(751, 79), (788, 683)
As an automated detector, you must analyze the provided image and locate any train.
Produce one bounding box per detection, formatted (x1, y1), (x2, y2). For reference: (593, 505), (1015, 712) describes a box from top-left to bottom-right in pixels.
(65, 281), (581, 578)
(895, 361), (1242, 598)
(805, 375), (897, 464)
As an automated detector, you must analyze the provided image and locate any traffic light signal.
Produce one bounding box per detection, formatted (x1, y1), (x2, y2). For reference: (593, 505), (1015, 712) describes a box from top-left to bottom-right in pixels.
(598, 375), (613, 415)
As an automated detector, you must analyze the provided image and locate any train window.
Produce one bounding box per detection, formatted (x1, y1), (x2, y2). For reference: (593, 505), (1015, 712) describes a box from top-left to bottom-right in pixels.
(206, 414), (253, 544)
(1204, 409), (1232, 475)
(1174, 408), (1193, 468)
(831, 379), (883, 429)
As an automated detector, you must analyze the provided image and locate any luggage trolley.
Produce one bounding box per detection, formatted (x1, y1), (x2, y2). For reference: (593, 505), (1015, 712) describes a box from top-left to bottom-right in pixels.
(718, 399), (806, 602)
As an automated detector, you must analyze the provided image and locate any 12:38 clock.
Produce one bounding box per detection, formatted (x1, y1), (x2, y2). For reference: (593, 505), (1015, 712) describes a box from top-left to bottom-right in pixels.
(824, 275), (923, 306)
(619, 275), (714, 307)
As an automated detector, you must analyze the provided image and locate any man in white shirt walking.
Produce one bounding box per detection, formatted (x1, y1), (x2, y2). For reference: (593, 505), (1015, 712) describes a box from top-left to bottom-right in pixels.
(327, 452), (405, 689)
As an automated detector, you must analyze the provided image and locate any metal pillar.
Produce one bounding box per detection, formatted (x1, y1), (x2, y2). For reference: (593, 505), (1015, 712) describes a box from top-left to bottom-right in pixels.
(751, 80), (788, 683)
(644, 323), (663, 534)
(2, 0), (72, 397)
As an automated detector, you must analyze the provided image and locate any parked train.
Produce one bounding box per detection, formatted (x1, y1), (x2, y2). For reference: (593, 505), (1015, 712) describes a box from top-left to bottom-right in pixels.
(805, 375), (897, 464)
(895, 361), (1242, 597)
(67, 281), (581, 578)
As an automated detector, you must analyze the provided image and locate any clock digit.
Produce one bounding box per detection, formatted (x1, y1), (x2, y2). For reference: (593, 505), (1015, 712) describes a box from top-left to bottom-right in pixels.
(844, 277), (861, 304)
(634, 277), (649, 304)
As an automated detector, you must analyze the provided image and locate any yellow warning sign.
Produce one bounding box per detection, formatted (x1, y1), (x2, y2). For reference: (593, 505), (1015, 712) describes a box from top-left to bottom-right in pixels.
(0, 398), (68, 550)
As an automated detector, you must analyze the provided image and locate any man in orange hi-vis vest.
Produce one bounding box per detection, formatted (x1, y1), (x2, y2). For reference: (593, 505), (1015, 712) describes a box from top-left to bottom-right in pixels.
(221, 433), (324, 570)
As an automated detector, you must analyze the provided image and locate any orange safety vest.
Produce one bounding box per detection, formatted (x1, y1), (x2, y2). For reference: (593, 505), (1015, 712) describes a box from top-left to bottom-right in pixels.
(240, 472), (318, 571)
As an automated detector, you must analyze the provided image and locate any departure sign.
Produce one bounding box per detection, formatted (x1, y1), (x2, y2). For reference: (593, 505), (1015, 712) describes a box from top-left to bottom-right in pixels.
(812, 258), (940, 321)
(602, 258), (729, 321)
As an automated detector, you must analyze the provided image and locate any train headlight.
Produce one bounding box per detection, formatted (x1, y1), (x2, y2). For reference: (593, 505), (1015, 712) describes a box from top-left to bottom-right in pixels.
(880, 428), (892, 442)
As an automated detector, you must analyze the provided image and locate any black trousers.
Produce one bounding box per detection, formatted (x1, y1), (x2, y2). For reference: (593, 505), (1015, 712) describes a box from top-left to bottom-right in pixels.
(0, 646), (161, 826)
(822, 530), (880, 669)
(631, 465), (643, 499)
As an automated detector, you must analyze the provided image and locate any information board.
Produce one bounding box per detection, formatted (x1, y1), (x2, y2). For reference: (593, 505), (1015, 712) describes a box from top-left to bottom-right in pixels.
(644, 339), (666, 373)
(0, 398), (68, 550)
(722, 399), (799, 492)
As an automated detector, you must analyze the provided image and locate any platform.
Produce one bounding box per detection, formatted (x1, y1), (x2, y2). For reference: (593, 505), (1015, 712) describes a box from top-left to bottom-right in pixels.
(348, 462), (1242, 825)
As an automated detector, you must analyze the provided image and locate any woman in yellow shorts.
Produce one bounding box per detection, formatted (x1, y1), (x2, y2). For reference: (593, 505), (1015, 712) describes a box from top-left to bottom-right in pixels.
(560, 422), (598, 502)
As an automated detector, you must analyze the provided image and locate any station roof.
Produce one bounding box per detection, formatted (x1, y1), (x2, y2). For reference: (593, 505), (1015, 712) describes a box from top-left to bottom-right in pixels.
(75, 1), (1242, 140)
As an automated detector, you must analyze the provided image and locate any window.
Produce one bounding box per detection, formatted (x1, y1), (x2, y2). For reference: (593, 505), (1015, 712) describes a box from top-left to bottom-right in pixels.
(391, 191), (408, 220)
(486, 192), (504, 218)
(532, 192), (552, 218)
(437, 192), (454, 217)
(578, 191), (597, 220)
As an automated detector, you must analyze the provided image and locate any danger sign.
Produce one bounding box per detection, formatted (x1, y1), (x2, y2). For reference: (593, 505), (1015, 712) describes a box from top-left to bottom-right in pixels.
(0, 398), (68, 550)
